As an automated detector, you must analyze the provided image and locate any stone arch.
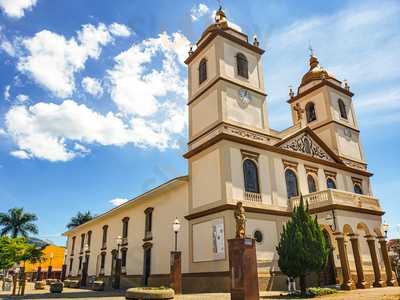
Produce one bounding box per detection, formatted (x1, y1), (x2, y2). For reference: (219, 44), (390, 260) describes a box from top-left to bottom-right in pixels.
(319, 226), (337, 286)
(343, 224), (354, 236)
(373, 227), (383, 238)
(356, 223), (371, 236)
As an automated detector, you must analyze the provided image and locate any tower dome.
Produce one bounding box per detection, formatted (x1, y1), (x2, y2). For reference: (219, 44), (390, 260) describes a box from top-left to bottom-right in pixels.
(300, 54), (339, 88)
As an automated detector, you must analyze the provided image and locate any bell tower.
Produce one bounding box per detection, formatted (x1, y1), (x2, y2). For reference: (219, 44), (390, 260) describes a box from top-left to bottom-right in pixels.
(184, 7), (269, 214)
(287, 53), (366, 169)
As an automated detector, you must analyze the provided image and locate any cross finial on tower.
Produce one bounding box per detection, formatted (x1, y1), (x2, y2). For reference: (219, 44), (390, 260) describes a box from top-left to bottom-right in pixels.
(308, 42), (314, 57)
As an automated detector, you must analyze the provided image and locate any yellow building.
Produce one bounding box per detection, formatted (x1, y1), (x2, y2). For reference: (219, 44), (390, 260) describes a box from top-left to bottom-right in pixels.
(63, 7), (396, 292)
(25, 244), (65, 278)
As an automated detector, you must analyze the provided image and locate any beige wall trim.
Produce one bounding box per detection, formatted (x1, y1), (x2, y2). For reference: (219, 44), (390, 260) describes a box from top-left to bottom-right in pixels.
(304, 165), (319, 174)
(183, 132), (373, 177)
(188, 76), (267, 106)
(312, 119), (360, 134)
(324, 169), (337, 179)
(184, 204), (291, 220)
(287, 79), (354, 104)
(282, 159), (298, 170)
(309, 205), (384, 216)
(240, 149), (260, 161)
(185, 29), (264, 65)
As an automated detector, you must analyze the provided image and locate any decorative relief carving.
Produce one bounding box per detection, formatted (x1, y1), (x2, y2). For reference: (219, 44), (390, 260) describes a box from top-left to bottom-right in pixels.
(342, 158), (367, 171)
(228, 126), (270, 143)
(279, 133), (334, 162)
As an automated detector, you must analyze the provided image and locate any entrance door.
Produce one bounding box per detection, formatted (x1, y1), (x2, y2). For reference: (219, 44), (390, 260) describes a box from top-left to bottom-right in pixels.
(321, 231), (336, 286)
(143, 248), (151, 286)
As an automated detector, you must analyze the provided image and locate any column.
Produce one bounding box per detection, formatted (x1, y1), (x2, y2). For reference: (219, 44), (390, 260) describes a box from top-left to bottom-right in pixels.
(349, 234), (367, 288)
(378, 237), (396, 286)
(335, 233), (353, 290)
(366, 235), (383, 287)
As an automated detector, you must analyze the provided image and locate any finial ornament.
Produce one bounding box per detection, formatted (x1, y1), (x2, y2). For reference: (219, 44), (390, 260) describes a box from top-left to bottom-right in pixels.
(234, 201), (246, 239)
(288, 85), (295, 98)
(344, 79), (350, 91)
(188, 45), (194, 56)
(308, 42), (314, 57)
(253, 35), (259, 47)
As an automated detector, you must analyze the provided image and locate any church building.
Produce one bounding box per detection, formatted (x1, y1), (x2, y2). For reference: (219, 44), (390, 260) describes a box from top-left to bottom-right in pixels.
(63, 8), (395, 292)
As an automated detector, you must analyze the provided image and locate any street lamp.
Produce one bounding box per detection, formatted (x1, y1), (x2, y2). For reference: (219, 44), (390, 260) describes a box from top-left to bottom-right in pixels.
(113, 236), (122, 289)
(382, 222), (390, 239)
(173, 218), (181, 252)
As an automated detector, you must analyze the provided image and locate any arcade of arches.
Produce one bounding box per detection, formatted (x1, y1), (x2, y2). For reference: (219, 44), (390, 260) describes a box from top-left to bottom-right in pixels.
(320, 223), (396, 289)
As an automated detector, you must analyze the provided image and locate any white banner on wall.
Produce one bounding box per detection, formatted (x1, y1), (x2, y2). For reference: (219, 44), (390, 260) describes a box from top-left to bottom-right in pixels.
(212, 218), (225, 260)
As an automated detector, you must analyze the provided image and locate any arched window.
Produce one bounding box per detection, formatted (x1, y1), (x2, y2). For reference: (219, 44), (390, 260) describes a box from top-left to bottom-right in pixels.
(243, 159), (259, 193)
(236, 53), (248, 78)
(199, 58), (207, 84)
(354, 183), (363, 194)
(326, 178), (336, 189)
(338, 99), (347, 119)
(307, 174), (317, 193)
(305, 102), (317, 123)
(285, 169), (298, 198)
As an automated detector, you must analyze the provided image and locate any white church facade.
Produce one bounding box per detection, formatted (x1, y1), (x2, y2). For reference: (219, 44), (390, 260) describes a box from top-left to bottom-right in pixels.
(63, 8), (395, 292)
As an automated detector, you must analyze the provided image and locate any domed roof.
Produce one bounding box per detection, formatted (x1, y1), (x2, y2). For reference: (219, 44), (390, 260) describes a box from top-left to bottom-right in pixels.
(300, 55), (338, 87)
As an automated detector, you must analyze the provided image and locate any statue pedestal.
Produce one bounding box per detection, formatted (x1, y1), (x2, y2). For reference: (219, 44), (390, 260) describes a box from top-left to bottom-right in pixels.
(169, 251), (182, 294)
(228, 238), (259, 300)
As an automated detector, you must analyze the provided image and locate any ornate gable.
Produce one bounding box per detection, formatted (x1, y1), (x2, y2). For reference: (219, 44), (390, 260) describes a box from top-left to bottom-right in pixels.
(278, 131), (335, 162)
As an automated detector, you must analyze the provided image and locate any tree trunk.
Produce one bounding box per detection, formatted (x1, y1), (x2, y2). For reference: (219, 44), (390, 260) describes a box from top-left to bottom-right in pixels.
(300, 274), (306, 295)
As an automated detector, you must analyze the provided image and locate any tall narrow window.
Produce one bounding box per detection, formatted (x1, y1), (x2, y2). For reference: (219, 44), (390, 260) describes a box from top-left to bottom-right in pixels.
(102, 225), (108, 249)
(243, 159), (259, 193)
(199, 58), (207, 84)
(285, 169), (298, 198)
(69, 258), (73, 273)
(100, 252), (106, 275)
(354, 183), (363, 194)
(71, 236), (76, 254)
(121, 248), (127, 274)
(78, 256), (83, 272)
(80, 233), (85, 253)
(87, 231), (92, 250)
(326, 178), (336, 189)
(338, 99), (347, 119)
(307, 174), (317, 193)
(236, 53), (248, 78)
(122, 217), (129, 245)
(144, 208), (154, 241)
(305, 102), (316, 123)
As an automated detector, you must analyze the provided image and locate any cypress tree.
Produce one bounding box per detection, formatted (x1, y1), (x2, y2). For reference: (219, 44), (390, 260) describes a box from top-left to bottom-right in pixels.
(276, 195), (329, 294)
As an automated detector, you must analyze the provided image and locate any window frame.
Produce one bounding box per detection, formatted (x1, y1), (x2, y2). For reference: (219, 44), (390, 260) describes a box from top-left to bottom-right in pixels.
(243, 158), (260, 194)
(198, 58), (207, 84)
(285, 168), (299, 198)
(101, 225), (108, 250)
(307, 173), (318, 193)
(122, 217), (129, 244)
(326, 177), (337, 189)
(144, 207), (154, 241)
(236, 52), (249, 79)
(338, 98), (348, 120)
(305, 102), (317, 123)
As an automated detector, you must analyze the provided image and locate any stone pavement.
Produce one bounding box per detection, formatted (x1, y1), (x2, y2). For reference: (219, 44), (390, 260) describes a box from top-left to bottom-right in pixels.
(0, 284), (399, 300)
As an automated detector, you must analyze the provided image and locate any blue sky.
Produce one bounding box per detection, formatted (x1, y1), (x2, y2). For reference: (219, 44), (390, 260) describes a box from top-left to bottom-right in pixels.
(0, 0), (399, 245)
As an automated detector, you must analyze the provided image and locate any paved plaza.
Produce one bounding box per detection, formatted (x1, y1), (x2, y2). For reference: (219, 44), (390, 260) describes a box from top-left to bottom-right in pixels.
(0, 283), (399, 300)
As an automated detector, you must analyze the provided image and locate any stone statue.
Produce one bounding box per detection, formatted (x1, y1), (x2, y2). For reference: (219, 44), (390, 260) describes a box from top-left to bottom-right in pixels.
(293, 103), (304, 122)
(234, 202), (246, 239)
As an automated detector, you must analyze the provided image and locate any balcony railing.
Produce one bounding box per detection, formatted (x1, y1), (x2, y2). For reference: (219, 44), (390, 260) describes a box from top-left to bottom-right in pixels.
(244, 191), (262, 203)
(290, 189), (381, 212)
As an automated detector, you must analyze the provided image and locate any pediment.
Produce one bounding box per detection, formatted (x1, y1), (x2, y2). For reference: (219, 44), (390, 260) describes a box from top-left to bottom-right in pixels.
(277, 130), (337, 163)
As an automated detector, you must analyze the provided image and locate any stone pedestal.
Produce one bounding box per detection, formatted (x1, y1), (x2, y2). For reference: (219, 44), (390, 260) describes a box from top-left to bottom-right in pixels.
(228, 238), (259, 300)
(170, 251), (182, 294)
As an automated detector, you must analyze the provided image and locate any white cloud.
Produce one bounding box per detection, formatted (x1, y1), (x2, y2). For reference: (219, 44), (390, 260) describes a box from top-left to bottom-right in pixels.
(108, 32), (189, 116)
(17, 23), (113, 98)
(0, 0), (37, 18)
(110, 198), (128, 206)
(81, 77), (103, 97)
(109, 23), (132, 37)
(191, 3), (209, 21)
(10, 150), (31, 159)
(0, 128), (7, 136)
(16, 94), (29, 102)
(1, 39), (15, 56)
(4, 85), (10, 101)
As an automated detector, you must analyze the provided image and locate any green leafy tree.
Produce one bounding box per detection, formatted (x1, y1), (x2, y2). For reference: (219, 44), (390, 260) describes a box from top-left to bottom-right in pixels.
(276, 195), (329, 294)
(0, 208), (38, 238)
(67, 211), (94, 229)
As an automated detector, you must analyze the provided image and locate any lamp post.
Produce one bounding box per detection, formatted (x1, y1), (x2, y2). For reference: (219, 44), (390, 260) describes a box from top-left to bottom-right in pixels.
(173, 218), (181, 252)
(113, 236), (122, 289)
(170, 218), (182, 294)
(47, 252), (54, 279)
(382, 222), (389, 239)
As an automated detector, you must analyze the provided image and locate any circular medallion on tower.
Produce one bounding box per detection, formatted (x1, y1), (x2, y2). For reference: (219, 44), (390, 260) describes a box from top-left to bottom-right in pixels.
(238, 89), (251, 107)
